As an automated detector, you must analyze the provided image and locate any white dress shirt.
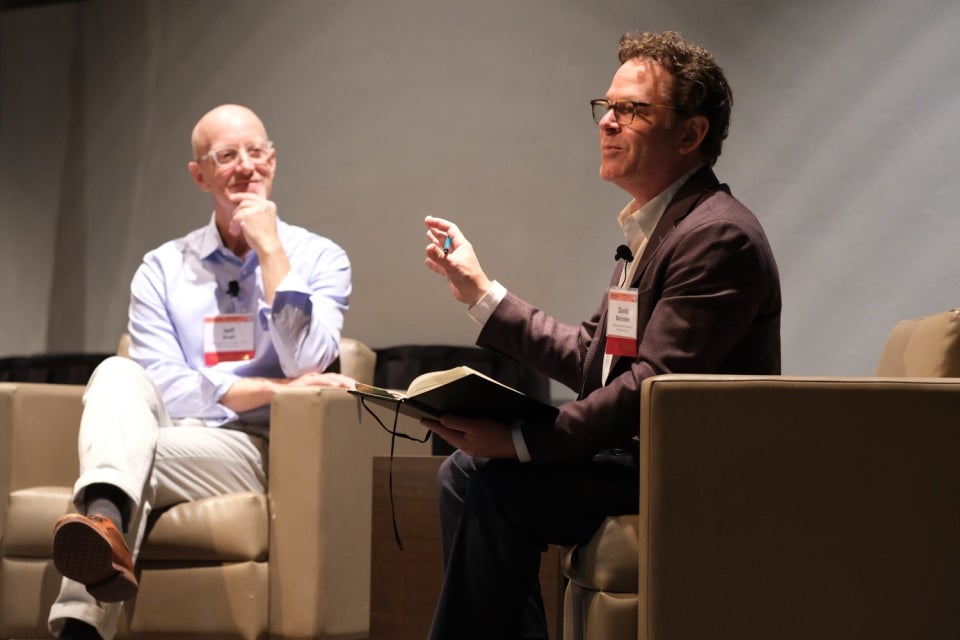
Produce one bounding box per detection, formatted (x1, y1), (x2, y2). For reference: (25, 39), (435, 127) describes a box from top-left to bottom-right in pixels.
(127, 213), (351, 426)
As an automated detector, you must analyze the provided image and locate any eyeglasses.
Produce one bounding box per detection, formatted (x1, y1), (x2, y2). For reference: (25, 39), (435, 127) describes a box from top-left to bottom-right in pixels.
(200, 140), (274, 167)
(590, 99), (678, 126)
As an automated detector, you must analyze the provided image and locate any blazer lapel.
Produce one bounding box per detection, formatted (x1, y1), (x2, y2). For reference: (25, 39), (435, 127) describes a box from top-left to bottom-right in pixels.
(627, 166), (723, 289)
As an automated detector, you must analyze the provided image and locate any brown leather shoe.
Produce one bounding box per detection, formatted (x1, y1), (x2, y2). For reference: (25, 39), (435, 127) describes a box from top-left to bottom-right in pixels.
(53, 514), (138, 602)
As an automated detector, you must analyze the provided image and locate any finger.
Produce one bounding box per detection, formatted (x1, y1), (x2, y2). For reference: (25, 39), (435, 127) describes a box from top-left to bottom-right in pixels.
(317, 373), (355, 388)
(229, 191), (263, 204)
(425, 220), (449, 250)
(424, 256), (448, 277)
(425, 420), (463, 437)
(425, 241), (449, 263)
(426, 421), (462, 448)
(426, 224), (453, 243)
(425, 235), (458, 267)
(426, 231), (448, 255)
(425, 217), (464, 255)
(440, 221), (462, 244)
(438, 415), (479, 434)
(422, 419), (448, 438)
(420, 417), (441, 430)
(424, 215), (452, 234)
(333, 374), (358, 389)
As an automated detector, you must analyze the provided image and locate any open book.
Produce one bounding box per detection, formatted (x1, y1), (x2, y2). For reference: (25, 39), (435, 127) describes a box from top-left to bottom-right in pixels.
(349, 365), (558, 426)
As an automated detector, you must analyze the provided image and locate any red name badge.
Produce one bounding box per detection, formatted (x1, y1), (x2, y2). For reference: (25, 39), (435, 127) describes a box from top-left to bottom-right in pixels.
(605, 288), (639, 358)
(203, 314), (255, 365)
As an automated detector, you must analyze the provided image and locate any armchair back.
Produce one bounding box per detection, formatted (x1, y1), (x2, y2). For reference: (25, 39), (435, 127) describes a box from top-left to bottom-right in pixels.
(875, 307), (960, 376)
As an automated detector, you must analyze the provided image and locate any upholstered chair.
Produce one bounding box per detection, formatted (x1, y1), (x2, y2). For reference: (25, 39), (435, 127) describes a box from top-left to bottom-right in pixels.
(0, 338), (430, 639)
(562, 308), (960, 640)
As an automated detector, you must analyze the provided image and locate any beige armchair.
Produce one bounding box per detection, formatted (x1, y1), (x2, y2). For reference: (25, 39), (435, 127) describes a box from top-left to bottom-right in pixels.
(562, 308), (960, 640)
(0, 338), (431, 639)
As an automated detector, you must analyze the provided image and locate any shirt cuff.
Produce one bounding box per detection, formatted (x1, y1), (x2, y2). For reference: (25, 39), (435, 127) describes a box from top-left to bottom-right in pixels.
(467, 280), (507, 326)
(512, 426), (531, 462)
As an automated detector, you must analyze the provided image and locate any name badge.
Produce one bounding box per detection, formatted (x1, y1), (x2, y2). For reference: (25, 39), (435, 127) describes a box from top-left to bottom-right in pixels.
(605, 288), (639, 358)
(203, 314), (255, 365)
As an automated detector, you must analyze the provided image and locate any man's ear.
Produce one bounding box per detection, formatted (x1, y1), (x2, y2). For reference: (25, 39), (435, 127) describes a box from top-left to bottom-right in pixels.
(678, 115), (710, 156)
(188, 161), (211, 192)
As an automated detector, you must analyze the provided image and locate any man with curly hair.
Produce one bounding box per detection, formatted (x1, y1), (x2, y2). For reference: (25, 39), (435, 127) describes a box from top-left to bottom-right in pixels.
(422, 31), (781, 639)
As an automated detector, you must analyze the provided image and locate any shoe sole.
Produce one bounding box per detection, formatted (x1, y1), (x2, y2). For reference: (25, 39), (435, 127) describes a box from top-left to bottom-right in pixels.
(53, 518), (138, 602)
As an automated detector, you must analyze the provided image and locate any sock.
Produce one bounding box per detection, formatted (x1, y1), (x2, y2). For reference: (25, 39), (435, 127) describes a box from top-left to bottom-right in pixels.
(83, 483), (127, 532)
(59, 618), (102, 640)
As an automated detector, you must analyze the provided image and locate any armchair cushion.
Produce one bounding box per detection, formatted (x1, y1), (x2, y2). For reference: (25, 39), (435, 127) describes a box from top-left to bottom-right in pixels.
(1, 489), (268, 563)
(139, 491), (268, 562)
(562, 514), (638, 593)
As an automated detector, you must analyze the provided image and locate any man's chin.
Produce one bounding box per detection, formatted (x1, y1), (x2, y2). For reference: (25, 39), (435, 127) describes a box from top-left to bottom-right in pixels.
(598, 167), (620, 184)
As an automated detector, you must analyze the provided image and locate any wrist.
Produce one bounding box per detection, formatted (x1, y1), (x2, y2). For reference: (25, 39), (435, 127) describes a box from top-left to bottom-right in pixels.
(467, 280), (507, 326)
(254, 240), (285, 259)
(471, 277), (493, 306)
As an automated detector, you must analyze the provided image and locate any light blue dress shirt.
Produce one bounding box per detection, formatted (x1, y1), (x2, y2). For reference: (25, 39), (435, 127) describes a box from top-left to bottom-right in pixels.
(127, 214), (351, 427)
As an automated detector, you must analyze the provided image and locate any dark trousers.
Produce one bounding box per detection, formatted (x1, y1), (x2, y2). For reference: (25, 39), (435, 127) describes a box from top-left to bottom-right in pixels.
(428, 450), (639, 640)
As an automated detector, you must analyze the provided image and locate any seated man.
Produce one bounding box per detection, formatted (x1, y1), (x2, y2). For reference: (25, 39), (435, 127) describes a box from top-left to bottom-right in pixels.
(49, 104), (354, 640)
(421, 31), (782, 639)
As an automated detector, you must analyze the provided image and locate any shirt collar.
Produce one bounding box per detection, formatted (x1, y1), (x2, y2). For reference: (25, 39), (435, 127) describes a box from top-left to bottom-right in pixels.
(192, 212), (228, 260)
(618, 165), (703, 251)
(194, 212), (268, 266)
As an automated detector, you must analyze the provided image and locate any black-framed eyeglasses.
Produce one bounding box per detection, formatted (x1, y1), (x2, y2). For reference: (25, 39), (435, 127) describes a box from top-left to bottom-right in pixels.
(199, 140), (275, 167)
(590, 99), (679, 126)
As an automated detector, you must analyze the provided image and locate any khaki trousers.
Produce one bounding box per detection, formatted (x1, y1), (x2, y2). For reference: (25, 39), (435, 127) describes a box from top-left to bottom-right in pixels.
(48, 356), (267, 639)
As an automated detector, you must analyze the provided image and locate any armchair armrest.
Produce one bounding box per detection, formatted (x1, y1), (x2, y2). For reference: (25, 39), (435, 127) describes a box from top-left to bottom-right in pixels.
(267, 386), (430, 638)
(638, 374), (960, 640)
(0, 383), (84, 534)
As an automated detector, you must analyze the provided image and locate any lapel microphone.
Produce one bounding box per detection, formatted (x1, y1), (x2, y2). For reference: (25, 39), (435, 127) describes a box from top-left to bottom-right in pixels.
(615, 244), (634, 262)
(227, 280), (240, 297)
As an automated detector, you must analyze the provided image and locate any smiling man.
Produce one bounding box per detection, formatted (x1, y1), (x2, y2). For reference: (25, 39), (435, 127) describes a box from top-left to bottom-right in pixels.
(421, 31), (782, 639)
(48, 104), (353, 640)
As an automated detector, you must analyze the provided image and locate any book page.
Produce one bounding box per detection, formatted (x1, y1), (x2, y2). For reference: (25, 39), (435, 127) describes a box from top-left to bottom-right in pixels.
(406, 365), (509, 397)
(353, 382), (405, 399)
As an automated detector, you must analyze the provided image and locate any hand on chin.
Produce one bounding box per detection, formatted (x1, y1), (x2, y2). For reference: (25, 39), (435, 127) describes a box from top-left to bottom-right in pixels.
(229, 181), (264, 197)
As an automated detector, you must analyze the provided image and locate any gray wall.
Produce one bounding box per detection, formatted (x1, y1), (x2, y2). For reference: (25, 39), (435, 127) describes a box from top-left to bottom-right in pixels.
(2, 0), (959, 384)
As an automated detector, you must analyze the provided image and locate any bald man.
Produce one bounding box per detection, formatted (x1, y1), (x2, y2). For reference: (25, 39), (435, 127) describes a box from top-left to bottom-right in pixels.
(48, 105), (353, 640)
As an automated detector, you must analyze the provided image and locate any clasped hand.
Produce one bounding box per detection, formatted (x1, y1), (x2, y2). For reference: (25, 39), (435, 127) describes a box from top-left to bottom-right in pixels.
(228, 192), (282, 255)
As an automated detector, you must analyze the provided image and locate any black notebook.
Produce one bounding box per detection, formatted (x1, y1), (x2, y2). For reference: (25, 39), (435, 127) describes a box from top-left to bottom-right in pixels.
(348, 365), (558, 426)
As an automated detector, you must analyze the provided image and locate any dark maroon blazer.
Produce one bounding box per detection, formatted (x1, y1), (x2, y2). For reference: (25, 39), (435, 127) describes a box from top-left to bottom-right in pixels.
(477, 167), (782, 463)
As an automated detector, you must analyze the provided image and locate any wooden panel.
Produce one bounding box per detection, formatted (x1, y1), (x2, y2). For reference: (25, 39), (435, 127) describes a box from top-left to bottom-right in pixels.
(370, 455), (564, 640)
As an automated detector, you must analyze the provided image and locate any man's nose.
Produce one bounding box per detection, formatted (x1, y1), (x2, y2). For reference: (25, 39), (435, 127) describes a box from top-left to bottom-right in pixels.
(235, 150), (256, 171)
(600, 108), (620, 131)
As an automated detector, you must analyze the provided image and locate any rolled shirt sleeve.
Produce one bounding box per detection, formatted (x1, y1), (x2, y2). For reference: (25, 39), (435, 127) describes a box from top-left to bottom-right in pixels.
(263, 238), (351, 377)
